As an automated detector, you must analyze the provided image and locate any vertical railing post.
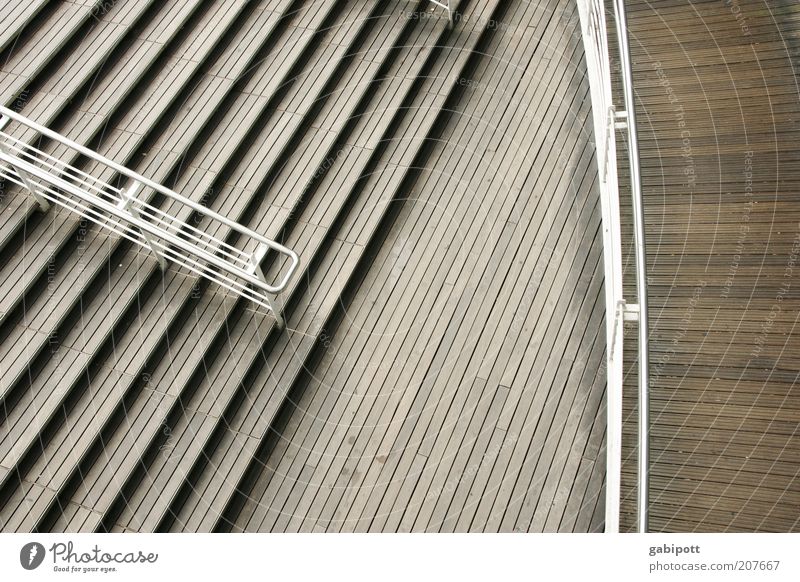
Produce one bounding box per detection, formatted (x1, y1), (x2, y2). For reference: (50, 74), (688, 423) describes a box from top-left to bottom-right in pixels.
(265, 292), (285, 330)
(249, 242), (284, 329)
(11, 160), (50, 211)
(118, 181), (167, 270)
(0, 117), (51, 212)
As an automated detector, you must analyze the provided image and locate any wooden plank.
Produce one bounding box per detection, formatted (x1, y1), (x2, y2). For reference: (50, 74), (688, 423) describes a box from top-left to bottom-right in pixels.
(0, 0), (98, 101)
(0, 0), (50, 54)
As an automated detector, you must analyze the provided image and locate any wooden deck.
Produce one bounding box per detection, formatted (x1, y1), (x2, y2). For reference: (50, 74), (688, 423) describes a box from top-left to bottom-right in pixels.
(231, 0), (607, 533)
(0, 0), (606, 533)
(617, 0), (800, 532)
(3, 0), (796, 535)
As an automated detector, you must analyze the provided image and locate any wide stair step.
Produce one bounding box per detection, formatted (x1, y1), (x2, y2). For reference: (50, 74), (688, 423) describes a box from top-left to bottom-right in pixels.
(0, 0), (301, 531)
(24, 0), (385, 532)
(162, 0), (509, 533)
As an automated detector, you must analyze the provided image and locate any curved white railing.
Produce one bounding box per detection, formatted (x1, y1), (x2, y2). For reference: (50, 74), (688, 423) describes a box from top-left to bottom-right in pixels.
(0, 106), (299, 329)
(576, 0), (650, 532)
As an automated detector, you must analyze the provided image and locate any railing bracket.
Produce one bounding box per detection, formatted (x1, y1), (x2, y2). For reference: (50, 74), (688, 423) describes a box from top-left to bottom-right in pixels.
(614, 110), (628, 130)
(622, 302), (640, 321)
(247, 242), (270, 276)
(119, 182), (167, 271)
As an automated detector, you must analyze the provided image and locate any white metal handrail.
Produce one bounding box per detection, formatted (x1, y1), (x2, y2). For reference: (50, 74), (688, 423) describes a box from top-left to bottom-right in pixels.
(613, 0), (650, 534)
(0, 106), (299, 329)
(576, 0), (650, 532)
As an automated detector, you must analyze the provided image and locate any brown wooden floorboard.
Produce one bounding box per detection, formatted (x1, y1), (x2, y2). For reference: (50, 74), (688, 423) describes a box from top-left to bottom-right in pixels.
(617, 0), (800, 532)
